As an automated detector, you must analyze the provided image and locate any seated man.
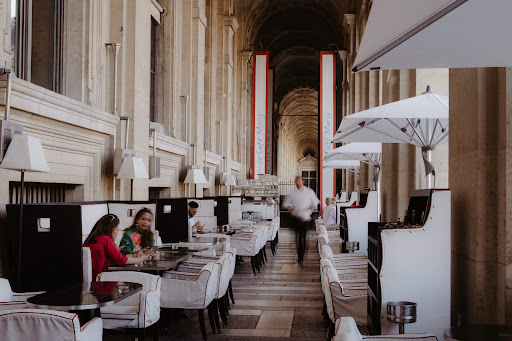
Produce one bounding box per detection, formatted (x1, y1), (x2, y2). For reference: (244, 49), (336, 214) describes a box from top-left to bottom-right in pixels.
(322, 197), (337, 226)
(188, 201), (205, 238)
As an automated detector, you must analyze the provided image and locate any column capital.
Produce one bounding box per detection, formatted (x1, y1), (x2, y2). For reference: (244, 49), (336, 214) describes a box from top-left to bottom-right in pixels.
(337, 50), (347, 61)
(193, 0), (207, 27)
(344, 14), (356, 28)
(223, 16), (239, 33)
(240, 50), (252, 62)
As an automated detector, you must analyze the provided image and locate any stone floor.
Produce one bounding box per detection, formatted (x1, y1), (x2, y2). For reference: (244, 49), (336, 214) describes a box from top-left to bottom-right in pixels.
(105, 227), (328, 340)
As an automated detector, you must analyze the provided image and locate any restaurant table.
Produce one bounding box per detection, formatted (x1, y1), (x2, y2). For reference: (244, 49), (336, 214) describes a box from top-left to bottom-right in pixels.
(444, 325), (512, 341)
(27, 281), (142, 324)
(108, 252), (191, 273)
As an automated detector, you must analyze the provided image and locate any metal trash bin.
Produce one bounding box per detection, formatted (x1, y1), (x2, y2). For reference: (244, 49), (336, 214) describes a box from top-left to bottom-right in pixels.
(386, 301), (417, 334)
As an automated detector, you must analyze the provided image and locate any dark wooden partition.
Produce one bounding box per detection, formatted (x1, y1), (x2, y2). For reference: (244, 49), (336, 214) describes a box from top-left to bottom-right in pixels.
(7, 203), (84, 292)
(154, 198), (189, 243)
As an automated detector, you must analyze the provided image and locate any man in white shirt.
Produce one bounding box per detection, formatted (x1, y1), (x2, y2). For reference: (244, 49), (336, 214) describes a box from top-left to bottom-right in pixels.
(322, 197), (337, 226)
(282, 175), (320, 265)
(188, 201), (205, 239)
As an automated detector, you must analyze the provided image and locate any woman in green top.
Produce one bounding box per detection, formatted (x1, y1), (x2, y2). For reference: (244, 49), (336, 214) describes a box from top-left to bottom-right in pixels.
(119, 208), (155, 254)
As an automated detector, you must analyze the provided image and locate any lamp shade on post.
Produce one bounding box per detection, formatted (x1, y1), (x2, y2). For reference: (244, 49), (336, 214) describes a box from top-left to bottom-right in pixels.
(0, 134), (50, 291)
(184, 165), (208, 197)
(0, 134), (50, 172)
(116, 156), (149, 200)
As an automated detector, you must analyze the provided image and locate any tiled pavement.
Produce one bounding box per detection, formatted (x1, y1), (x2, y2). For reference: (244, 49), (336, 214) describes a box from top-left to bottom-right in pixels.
(105, 227), (328, 340)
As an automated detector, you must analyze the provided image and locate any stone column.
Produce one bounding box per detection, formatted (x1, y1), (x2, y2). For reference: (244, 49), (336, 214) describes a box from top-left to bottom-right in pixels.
(239, 51), (252, 178)
(188, 0), (207, 197)
(222, 16), (239, 174)
(450, 67), (512, 325)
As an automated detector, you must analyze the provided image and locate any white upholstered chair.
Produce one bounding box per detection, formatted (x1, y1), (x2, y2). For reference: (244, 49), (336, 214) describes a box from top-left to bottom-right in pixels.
(332, 317), (438, 341)
(82, 247), (92, 283)
(0, 278), (43, 310)
(231, 229), (265, 275)
(97, 271), (161, 338)
(320, 259), (367, 339)
(161, 261), (220, 340)
(0, 309), (102, 341)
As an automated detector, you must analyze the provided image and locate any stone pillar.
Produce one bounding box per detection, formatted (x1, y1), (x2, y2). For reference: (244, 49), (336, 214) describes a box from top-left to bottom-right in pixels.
(119, 0), (151, 200)
(450, 67), (512, 325)
(239, 51), (252, 178)
(222, 16), (239, 174)
(188, 0), (207, 197)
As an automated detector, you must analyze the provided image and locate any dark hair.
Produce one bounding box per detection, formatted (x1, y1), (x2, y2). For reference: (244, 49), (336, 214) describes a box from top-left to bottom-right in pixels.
(126, 208), (154, 248)
(188, 201), (199, 209)
(84, 214), (120, 245)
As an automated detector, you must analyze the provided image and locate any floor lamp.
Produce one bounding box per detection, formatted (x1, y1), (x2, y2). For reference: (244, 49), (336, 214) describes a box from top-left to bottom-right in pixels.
(116, 156), (149, 201)
(0, 134), (50, 291)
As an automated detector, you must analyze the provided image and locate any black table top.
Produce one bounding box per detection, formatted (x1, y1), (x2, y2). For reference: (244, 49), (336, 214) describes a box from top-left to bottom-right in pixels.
(444, 325), (512, 341)
(27, 281), (142, 311)
(109, 253), (191, 271)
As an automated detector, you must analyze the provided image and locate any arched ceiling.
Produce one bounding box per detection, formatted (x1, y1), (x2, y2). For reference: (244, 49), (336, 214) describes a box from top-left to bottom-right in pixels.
(244, 0), (349, 166)
(279, 88), (319, 158)
(247, 0), (348, 104)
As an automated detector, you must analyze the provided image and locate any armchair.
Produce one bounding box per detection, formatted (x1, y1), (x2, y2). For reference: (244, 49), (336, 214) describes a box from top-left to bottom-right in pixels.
(0, 278), (43, 310)
(0, 309), (102, 341)
(161, 261), (220, 340)
(332, 317), (438, 341)
(97, 271), (160, 339)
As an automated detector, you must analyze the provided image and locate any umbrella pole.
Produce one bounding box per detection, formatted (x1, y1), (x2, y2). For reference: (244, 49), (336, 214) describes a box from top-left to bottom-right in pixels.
(426, 119), (433, 189)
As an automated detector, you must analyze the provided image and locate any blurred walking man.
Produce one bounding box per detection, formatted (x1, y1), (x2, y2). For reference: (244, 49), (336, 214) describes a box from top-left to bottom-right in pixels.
(283, 176), (320, 265)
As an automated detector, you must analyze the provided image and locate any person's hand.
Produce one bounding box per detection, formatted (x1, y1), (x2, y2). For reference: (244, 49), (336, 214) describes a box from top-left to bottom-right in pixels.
(117, 245), (126, 252)
(198, 223), (206, 231)
(134, 247), (150, 257)
(287, 205), (295, 211)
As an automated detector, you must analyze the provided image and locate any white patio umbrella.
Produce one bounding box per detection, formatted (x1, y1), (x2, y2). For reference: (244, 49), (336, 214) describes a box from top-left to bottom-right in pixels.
(352, 0), (512, 72)
(332, 86), (448, 188)
(322, 159), (360, 172)
(324, 143), (382, 220)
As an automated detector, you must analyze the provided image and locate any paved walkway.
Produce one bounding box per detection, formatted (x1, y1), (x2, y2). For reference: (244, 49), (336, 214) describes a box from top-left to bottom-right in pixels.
(106, 226), (327, 340)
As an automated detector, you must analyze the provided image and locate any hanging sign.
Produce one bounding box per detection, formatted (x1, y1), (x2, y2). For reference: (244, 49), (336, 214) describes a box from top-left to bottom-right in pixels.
(320, 51), (336, 207)
(252, 52), (269, 179)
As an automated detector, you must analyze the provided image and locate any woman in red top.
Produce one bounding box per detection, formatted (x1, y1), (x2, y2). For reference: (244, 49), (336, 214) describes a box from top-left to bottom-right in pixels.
(83, 214), (151, 280)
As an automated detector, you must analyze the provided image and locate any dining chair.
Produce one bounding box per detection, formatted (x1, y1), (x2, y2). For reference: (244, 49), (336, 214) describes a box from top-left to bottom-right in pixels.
(82, 247), (92, 282)
(0, 278), (44, 310)
(332, 316), (438, 341)
(231, 229), (264, 275)
(97, 271), (161, 340)
(161, 261), (220, 340)
(320, 260), (367, 339)
(0, 308), (102, 341)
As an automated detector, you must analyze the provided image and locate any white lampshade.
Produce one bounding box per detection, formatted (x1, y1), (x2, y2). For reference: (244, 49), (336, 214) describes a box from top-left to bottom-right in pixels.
(223, 173), (236, 186)
(116, 157), (149, 179)
(184, 165), (208, 184)
(238, 178), (249, 186)
(0, 134), (50, 172)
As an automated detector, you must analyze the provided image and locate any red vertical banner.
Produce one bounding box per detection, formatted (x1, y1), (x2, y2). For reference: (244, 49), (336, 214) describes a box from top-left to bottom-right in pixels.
(319, 52), (336, 207)
(252, 52), (269, 179)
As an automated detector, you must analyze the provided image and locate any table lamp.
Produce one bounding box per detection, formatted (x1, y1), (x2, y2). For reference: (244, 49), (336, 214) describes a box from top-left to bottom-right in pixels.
(0, 134), (50, 290)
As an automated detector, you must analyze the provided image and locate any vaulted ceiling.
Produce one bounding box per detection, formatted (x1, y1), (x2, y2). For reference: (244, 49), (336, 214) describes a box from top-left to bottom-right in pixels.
(243, 0), (350, 160)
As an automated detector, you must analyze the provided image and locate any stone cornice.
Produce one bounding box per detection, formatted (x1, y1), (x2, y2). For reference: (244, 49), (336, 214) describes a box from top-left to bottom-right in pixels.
(231, 161), (242, 172)
(151, 132), (191, 156)
(206, 150), (223, 166)
(0, 77), (119, 136)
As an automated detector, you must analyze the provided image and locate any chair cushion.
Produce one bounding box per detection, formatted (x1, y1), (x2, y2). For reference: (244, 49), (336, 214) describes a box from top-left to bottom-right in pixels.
(100, 305), (139, 320)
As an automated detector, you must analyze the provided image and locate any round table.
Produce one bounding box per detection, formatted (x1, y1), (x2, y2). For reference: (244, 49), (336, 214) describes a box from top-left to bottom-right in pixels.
(444, 325), (512, 341)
